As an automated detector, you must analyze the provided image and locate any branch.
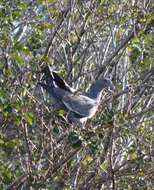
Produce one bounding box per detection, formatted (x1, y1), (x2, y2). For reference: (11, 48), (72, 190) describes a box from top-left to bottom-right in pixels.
(78, 127), (113, 190)
(128, 105), (154, 119)
(45, 147), (82, 179)
(98, 19), (154, 78)
(39, 7), (71, 65)
(7, 175), (28, 190)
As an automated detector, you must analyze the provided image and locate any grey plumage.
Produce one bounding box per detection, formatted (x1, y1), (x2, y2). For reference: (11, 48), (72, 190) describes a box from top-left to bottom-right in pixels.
(39, 67), (115, 126)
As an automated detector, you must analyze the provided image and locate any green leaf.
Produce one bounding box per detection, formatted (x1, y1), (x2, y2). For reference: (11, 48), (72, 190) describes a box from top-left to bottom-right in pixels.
(58, 109), (65, 117)
(144, 33), (153, 44)
(68, 132), (82, 148)
(0, 139), (5, 145)
(16, 117), (22, 126)
(53, 126), (60, 134)
(12, 52), (25, 65)
(3, 104), (12, 118)
(24, 112), (34, 126)
(2, 167), (14, 184)
(146, 12), (154, 24)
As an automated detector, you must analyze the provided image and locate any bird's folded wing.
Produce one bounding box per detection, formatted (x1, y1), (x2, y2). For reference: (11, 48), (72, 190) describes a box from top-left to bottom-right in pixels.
(62, 95), (97, 117)
(39, 83), (70, 100)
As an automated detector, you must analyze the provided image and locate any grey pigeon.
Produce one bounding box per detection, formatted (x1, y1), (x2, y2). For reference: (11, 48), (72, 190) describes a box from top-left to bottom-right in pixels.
(66, 78), (115, 125)
(39, 69), (115, 126)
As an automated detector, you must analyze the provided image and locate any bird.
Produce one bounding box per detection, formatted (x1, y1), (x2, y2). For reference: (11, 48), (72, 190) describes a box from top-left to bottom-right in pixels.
(39, 67), (115, 127)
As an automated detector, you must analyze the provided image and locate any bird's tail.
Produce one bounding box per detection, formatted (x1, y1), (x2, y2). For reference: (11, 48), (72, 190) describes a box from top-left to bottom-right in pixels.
(41, 66), (56, 88)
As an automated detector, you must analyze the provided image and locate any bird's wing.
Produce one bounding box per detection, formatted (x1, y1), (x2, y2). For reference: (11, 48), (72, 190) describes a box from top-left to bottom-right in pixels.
(39, 82), (71, 100)
(52, 72), (76, 93)
(41, 66), (75, 93)
(62, 95), (97, 117)
(52, 72), (72, 92)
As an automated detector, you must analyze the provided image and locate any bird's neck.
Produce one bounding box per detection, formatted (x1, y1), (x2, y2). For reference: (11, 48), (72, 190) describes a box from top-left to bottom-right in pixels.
(87, 85), (105, 102)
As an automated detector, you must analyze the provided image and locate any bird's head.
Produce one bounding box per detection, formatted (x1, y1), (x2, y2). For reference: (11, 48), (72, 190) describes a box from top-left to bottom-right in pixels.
(97, 78), (115, 93)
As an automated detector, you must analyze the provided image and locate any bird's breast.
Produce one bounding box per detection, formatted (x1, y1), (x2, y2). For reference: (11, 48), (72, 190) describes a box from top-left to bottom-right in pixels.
(87, 104), (98, 118)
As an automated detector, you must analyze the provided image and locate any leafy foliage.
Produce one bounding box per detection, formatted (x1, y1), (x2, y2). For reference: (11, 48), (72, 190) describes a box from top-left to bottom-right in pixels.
(0, 0), (153, 189)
